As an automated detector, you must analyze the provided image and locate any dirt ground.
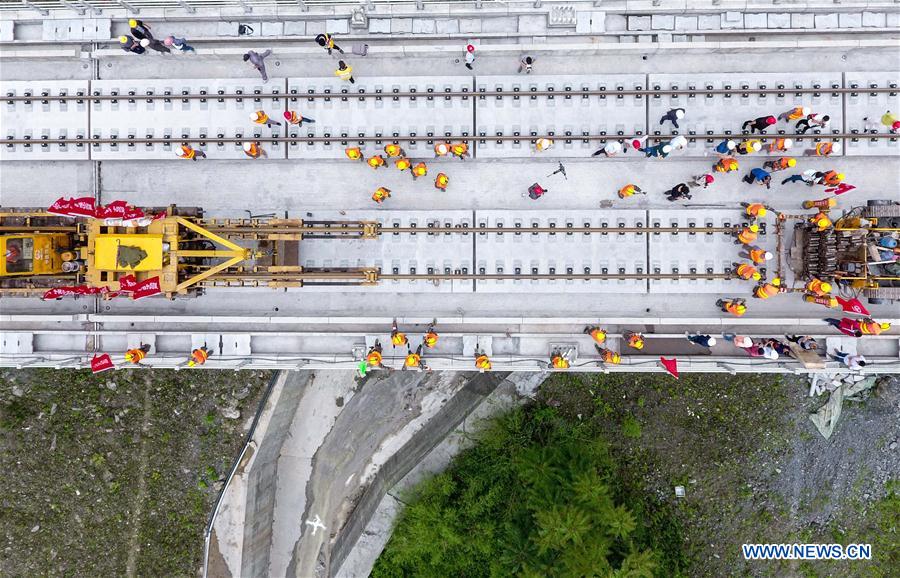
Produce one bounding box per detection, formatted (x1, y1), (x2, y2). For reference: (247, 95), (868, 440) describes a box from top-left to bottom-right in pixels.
(539, 373), (899, 578)
(0, 368), (271, 577)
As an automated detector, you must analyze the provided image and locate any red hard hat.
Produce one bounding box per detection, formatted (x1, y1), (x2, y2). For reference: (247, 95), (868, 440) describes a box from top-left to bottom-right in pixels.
(466, 44), (475, 53)
(283, 111), (292, 120)
(705, 174), (715, 184)
(766, 116), (776, 124)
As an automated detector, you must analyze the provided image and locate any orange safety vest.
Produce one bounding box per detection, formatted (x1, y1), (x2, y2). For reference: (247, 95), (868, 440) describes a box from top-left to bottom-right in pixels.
(179, 145), (195, 160)
(391, 331), (407, 346)
(859, 320), (884, 335)
(245, 143), (261, 158)
(384, 144), (403, 157)
(475, 354), (492, 370)
(434, 143), (450, 156)
(367, 155), (385, 168)
(769, 138), (790, 152)
(805, 278), (831, 296)
(412, 162), (427, 177)
(125, 348), (146, 364)
(395, 158), (411, 171)
(745, 203), (767, 218)
(345, 147), (363, 161)
(619, 185), (637, 198)
(786, 107), (806, 120)
(551, 355), (569, 369)
(367, 350), (382, 366)
(725, 301), (747, 316)
(737, 227), (758, 244)
(627, 334), (644, 350)
(372, 187), (391, 203)
(434, 173), (449, 190)
(252, 111), (269, 124)
(755, 283), (780, 299)
(191, 348), (209, 365)
(822, 171), (841, 186)
(772, 157), (794, 170)
(405, 353), (421, 367)
(599, 349), (621, 364)
(450, 143), (468, 157)
(811, 212), (832, 231)
(424, 332), (438, 348)
(715, 157), (738, 173)
(589, 328), (606, 344)
(736, 263), (759, 280)
(748, 247), (768, 264)
(815, 142), (835, 156)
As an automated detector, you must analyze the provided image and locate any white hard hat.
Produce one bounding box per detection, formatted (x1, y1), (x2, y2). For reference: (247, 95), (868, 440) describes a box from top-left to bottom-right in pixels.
(735, 336), (753, 348)
(707, 337), (717, 346)
(675, 109), (685, 118)
(250, 112), (261, 121)
(726, 140), (736, 150)
(662, 144), (673, 153)
(801, 107), (811, 115)
(831, 142), (842, 153)
(764, 251), (774, 261)
(175, 150), (182, 157)
(751, 141), (762, 152)
(605, 141), (622, 153)
(763, 347), (779, 360)
(672, 135), (687, 147)
(783, 138), (794, 148)
(242, 142), (253, 152)
(140, 38), (150, 47)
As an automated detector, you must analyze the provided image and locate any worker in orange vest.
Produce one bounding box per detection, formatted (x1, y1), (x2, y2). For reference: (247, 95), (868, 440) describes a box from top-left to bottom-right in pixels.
(283, 110), (315, 126)
(717, 298), (747, 316)
(403, 343), (425, 370)
(474, 351), (492, 371)
(384, 143), (405, 158)
(813, 142), (841, 156)
(819, 170), (844, 186)
(450, 142), (469, 160)
(810, 211), (833, 231)
(535, 137), (554, 152)
(242, 141), (265, 159)
(372, 187), (391, 204)
(805, 278), (832, 296)
(434, 172), (449, 191)
(618, 184), (645, 199)
(124, 343), (151, 364)
(423, 322), (439, 348)
(411, 162), (428, 180)
(188, 345), (211, 367)
(742, 245), (774, 264)
(713, 157), (739, 173)
(345, 147), (364, 161)
(768, 138), (793, 153)
(366, 340), (383, 368)
(779, 106), (810, 122)
(250, 110), (281, 128)
(390, 320), (408, 347)
(367, 155), (386, 169)
(595, 346), (621, 365)
(583, 325), (607, 345)
(733, 262), (762, 281)
(434, 142), (450, 157)
(624, 331), (645, 350)
(176, 144), (206, 160)
(549, 349), (570, 369)
(860, 318), (890, 335)
(742, 202), (771, 218)
(735, 223), (759, 245)
(395, 157), (412, 172)
(762, 157), (795, 172)
(754, 278), (783, 299)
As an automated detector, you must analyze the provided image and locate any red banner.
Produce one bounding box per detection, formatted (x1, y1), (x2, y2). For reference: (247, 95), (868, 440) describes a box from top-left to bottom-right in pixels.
(659, 357), (679, 379)
(836, 297), (870, 316)
(47, 197), (74, 216)
(46, 197), (161, 225)
(42, 285), (108, 300)
(69, 197), (97, 218)
(118, 274), (138, 291)
(131, 276), (161, 300)
(95, 199), (129, 220)
(90, 354), (115, 373)
(825, 183), (856, 196)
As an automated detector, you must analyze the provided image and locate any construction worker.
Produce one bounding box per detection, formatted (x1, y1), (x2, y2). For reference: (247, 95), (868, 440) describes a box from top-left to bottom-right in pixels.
(583, 326), (607, 345)
(366, 340), (383, 368)
(641, 142), (672, 158)
(335, 61), (355, 84)
(659, 108), (685, 128)
(434, 172), (449, 191)
(250, 110), (281, 128)
(595, 346), (621, 365)
(384, 143), (405, 158)
(618, 184), (645, 199)
(188, 346), (211, 367)
(810, 211), (833, 231)
(860, 318), (890, 335)
(624, 331), (645, 350)
(283, 110), (315, 126)
(176, 144), (206, 160)
(734, 139), (762, 155)
(450, 142), (470, 160)
(819, 170), (844, 186)
(742, 115), (777, 134)
(367, 155), (386, 169)
(864, 111), (900, 134)
(474, 350), (492, 371)
(129, 18), (153, 40)
(124, 343), (151, 364)
(593, 141), (622, 157)
(717, 298), (748, 317)
(713, 156), (739, 173)
(768, 137), (793, 153)
(423, 321), (439, 348)
(813, 142), (841, 157)
(735, 223), (760, 245)
(743, 246), (774, 264)
(688, 173), (715, 189)
(802, 198), (837, 210)
(390, 320), (408, 348)
(434, 142), (450, 157)
(535, 137), (554, 152)
(733, 262), (762, 281)
(713, 139), (736, 156)
(779, 106), (810, 122)
(796, 113), (830, 134)
(372, 187), (391, 204)
(242, 141), (265, 159)
(395, 157), (412, 172)
(805, 278), (832, 296)
(314, 32), (345, 55)
(119, 35), (146, 55)
(345, 147), (364, 161)
(742, 202), (770, 219)
(762, 157), (796, 172)
(754, 278), (783, 299)
(549, 350), (570, 369)
(411, 162), (428, 180)
(403, 344), (425, 370)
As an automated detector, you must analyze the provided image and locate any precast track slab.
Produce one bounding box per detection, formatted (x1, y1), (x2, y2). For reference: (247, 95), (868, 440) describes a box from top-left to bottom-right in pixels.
(2, 80), (89, 160)
(844, 71), (900, 156)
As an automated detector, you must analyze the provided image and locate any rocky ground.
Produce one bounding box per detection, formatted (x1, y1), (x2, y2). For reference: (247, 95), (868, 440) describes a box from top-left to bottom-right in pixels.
(538, 373), (899, 577)
(0, 368), (271, 577)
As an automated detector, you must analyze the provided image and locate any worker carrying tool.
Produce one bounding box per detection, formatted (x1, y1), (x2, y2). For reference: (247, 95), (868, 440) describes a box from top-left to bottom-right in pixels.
(450, 142), (470, 160)
(741, 246), (774, 264)
(583, 326), (607, 345)
(741, 202), (771, 218)
(345, 147), (364, 161)
(250, 110), (281, 128)
(367, 155), (385, 169)
(474, 351), (492, 371)
(762, 157), (796, 172)
(284, 110), (315, 126)
(713, 156), (739, 173)
(188, 346), (211, 367)
(243, 141), (265, 159)
(754, 278), (784, 299)
(176, 144), (206, 160)
(124, 343), (151, 364)
(549, 349), (570, 369)
(391, 320), (408, 348)
(735, 223), (760, 245)
(423, 321), (439, 348)
(624, 331), (645, 350)
(768, 138), (793, 153)
(395, 157), (412, 172)
(371, 187), (391, 204)
(813, 142), (841, 157)
(779, 106), (811, 122)
(403, 343), (426, 370)
(618, 184), (645, 199)
(595, 346), (621, 365)
(365, 340), (384, 368)
(809, 211), (833, 232)
(434, 172), (449, 191)
(805, 278), (832, 296)
(717, 298), (748, 316)
(733, 262), (762, 281)
(384, 143), (406, 158)
(535, 137), (554, 152)
(434, 142), (451, 157)
(817, 170), (844, 186)
(411, 162), (428, 180)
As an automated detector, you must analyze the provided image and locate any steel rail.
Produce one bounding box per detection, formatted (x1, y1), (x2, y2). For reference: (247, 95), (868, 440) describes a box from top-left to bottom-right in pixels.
(5, 132), (892, 146)
(203, 225), (741, 234)
(206, 271), (734, 281)
(5, 86), (897, 102)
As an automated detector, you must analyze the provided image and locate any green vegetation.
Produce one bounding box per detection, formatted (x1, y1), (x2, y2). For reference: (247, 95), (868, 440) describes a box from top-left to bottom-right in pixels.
(372, 404), (685, 578)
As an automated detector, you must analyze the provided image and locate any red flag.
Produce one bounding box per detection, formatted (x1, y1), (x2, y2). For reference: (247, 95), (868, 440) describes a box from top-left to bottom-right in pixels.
(47, 197), (74, 216)
(90, 354), (114, 373)
(118, 274), (138, 291)
(121, 206), (146, 221)
(836, 297), (870, 316)
(131, 276), (161, 300)
(68, 196), (97, 218)
(42, 284), (108, 300)
(659, 357), (679, 379)
(825, 183), (856, 196)
(96, 199), (129, 220)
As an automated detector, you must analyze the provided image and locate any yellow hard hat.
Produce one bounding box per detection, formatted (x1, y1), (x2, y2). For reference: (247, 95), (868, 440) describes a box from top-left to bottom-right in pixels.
(787, 158), (797, 167)
(611, 352), (621, 363)
(757, 207), (768, 217)
(836, 173), (845, 180)
(119, 35), (129, 43)
(752, 272), (762, 281)
(749, 224), (759, 232)
(880, 322), (891, 329)
(129, 19), (138, 27)
(820, 282), (832, 293)
(772, 277), (781, 286)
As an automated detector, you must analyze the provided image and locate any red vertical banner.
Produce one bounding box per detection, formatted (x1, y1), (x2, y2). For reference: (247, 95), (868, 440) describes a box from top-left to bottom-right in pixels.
(659, 357), (679, 379)
(90, 354), (115, 373)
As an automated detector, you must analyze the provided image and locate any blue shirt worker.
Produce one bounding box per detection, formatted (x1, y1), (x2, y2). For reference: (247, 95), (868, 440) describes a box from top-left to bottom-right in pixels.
(743, 167), (772, 189)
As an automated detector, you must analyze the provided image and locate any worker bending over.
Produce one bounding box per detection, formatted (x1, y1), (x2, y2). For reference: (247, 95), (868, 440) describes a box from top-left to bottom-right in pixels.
(124, 343), (151, 365)
(189, 345), (211, 367)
